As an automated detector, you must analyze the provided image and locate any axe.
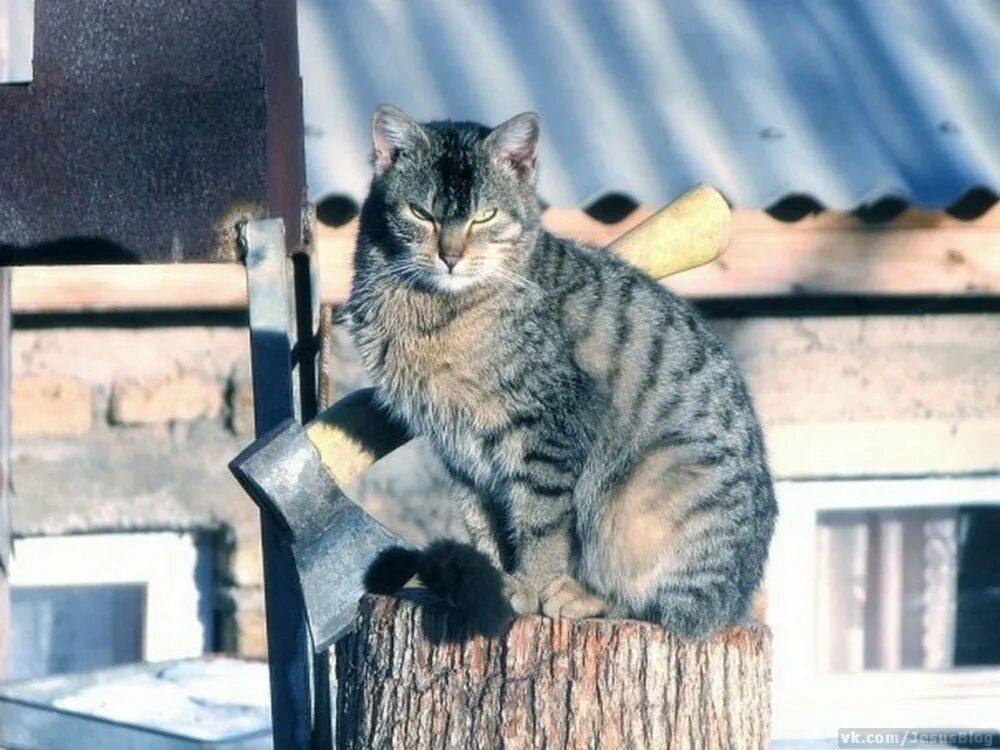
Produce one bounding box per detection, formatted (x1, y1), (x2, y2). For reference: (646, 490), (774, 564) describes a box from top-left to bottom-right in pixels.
(230, 184), (730, 650)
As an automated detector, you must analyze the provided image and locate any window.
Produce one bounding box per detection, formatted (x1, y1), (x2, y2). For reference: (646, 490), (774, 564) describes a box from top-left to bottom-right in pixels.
(8, 532), (215, 680)
(816, 505), (1000, 673)
(0, 0), (34, 84)
(767, 477), (1000, 741)
(13, 584), (146, 678)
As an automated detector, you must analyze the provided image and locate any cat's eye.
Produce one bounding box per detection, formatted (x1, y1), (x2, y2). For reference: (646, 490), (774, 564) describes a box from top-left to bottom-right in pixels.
(471, 208), (498, 225)
(408, 203), (435, 223)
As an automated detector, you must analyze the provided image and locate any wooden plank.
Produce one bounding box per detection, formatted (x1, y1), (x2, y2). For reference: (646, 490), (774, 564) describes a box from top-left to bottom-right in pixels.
(767, 419), (1000, 479)
(314, 208), (1000, 302)
(670, 224), (1000, 298)
(12, 262), (249, 312)
(11, 205), (1000, 312)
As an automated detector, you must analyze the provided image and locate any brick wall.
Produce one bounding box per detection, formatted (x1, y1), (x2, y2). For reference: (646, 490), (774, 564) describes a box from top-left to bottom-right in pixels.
(9, 313), (1000, 658)
(7, 323), (463, 658)
(10, 326), (267, 655)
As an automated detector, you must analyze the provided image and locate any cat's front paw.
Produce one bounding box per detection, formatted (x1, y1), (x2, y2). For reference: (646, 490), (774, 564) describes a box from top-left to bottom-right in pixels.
(541, 574), (609, 620)
(504, 574), (541, 615)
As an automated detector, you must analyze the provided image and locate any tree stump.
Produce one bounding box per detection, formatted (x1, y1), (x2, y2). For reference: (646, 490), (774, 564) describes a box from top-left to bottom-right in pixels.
(333, 593), (771, 749)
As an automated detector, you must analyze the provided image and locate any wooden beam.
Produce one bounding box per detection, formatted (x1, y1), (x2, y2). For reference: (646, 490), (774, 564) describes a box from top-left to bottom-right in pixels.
(673, 222), (1000, 298)
(768, 419), (1000, 479)
(12, 262), (249, 312)
(11, 205), (1000, 313)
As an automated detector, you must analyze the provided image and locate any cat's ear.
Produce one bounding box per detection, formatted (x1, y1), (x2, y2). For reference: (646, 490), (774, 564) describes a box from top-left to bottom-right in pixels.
(485, 112), (540, 181)
(372, 104), (429, 175)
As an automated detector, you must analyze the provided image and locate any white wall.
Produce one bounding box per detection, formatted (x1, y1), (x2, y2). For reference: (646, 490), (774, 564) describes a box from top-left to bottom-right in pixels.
(0, 0), (34, 83)
(8, 532), (214, 679)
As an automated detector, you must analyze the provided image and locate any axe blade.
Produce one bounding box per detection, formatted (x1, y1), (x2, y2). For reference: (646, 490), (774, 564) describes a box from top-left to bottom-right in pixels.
(230, 419), (408, 650)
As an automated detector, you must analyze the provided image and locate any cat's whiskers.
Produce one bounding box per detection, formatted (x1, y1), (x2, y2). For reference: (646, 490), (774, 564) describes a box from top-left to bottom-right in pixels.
(488, 265), (542, 298)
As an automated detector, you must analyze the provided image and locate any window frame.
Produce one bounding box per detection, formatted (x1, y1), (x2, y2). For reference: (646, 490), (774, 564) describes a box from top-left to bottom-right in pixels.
(768, 476), (1000, 740)
(8, 532), (213, 667)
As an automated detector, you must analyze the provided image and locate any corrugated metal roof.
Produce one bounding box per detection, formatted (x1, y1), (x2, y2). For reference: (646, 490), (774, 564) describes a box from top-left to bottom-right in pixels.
(298, 0), (1000, 214)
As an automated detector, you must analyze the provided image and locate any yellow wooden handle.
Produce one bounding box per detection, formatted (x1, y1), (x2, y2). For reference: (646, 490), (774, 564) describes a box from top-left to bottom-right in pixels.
(305, 388), (409, 488)
(611, 184), (730, 279)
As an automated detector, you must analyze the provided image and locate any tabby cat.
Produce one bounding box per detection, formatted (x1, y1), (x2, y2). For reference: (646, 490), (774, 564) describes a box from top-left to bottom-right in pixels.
(347, 105), (776, 638)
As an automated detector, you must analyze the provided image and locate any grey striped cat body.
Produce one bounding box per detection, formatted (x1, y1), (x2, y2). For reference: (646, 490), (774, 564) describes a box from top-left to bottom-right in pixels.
(347, 106), (776, 637)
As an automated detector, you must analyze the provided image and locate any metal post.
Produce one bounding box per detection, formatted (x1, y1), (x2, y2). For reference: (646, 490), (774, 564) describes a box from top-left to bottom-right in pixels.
(240, 219), (316, 749)
(292, 250), (320, 424)
(290, 247), (338, 749)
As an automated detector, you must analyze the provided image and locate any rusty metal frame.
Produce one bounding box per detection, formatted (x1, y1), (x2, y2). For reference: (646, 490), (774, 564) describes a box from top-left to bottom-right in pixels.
(0, 0), (305, 265)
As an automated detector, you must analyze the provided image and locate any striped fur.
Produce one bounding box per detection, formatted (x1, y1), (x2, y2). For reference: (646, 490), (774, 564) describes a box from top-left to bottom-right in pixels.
(346, 106), (777, 637)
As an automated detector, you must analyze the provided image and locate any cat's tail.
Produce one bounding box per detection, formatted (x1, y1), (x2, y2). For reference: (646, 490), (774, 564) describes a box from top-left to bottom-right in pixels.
(364, 539), (514, 637)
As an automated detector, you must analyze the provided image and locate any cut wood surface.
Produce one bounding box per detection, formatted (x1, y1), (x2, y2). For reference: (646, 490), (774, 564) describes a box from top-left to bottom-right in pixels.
(334, 593), (772, 750)
(12, 205), (1000, 312)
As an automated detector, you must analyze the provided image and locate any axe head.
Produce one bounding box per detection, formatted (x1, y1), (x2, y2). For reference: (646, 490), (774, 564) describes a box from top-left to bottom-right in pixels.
(230, 419), (409, 650)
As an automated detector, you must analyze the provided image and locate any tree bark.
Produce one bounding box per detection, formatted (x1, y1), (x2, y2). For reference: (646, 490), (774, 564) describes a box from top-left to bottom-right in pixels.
(334, 593), (771, 750)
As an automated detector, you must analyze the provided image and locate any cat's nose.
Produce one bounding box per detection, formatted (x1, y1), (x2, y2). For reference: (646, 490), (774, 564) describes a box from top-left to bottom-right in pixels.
(439, 251), (462, 271)
(438, 227), (465, 271)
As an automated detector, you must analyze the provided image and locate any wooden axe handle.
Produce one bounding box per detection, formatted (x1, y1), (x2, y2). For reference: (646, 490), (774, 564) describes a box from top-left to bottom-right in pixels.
(306, 388), (409, 488)
(308, 185), (731, 482)
(610, 184), (730, 279)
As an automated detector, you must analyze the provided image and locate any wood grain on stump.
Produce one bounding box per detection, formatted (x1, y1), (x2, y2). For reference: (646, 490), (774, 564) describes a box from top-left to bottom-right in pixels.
(334, 593), (771, 750)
